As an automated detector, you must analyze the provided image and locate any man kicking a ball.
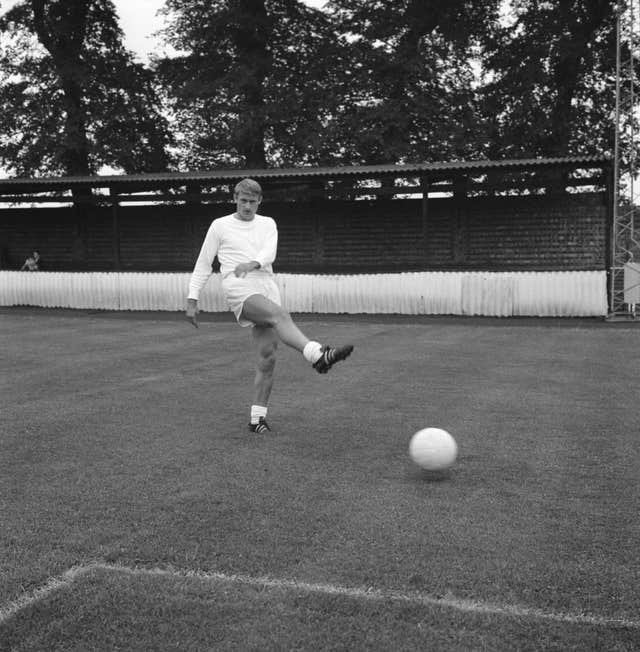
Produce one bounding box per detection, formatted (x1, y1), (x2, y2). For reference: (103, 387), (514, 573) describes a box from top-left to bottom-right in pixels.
(186, 178), (354, 434)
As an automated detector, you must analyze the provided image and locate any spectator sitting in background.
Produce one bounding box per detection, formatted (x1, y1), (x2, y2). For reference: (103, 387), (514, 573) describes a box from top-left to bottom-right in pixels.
(20, 251), (40, 271)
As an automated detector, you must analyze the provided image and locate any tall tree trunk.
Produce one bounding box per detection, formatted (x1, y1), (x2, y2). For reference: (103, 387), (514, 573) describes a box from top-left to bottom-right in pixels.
(60, 76), (90, 175)
(547, 0), (612, 155)
(31, 0), (91, 176)
(234, 0), (271, 168)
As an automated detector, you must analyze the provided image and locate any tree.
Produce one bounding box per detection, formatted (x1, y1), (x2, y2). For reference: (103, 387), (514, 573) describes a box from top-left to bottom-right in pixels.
(479, 0), (618, 160)
(158, 0), (504, 169)
(157, 0), (343, 169)
(318, 0), (503, 165)
(1, 0), (623, 176)
(0, 0), (172, 177)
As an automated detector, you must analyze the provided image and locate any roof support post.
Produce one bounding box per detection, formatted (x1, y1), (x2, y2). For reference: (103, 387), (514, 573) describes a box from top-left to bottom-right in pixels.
(109, 188), (121, 271)
(421, 174), (430, 265)
(452, 176), (468, 265)
(185, 183), (201, 259)
(70, 184), (91, 270)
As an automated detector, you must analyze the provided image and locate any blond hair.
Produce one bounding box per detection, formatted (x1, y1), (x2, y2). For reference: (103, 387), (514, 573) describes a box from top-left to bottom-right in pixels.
(234, 178), (262, 198)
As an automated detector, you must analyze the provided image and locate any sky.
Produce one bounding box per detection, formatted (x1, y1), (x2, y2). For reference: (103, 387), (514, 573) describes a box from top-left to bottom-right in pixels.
(114, 0), (169, 61)
(1, 0), (328, 62)
(116, 0), (328, 61)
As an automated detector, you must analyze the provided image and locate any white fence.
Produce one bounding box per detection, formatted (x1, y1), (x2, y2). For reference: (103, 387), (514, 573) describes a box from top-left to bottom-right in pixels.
(0, 270), (607, 317)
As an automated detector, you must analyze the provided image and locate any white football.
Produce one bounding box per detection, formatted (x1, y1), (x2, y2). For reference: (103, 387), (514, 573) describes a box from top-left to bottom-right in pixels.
(409, 427), (458, 471)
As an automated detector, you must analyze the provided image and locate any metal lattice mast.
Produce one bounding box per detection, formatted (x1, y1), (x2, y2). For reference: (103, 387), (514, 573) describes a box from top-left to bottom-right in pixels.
(609, 0), (640, 318)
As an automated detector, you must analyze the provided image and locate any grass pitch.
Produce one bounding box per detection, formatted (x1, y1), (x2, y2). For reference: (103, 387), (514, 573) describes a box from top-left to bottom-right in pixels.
(1, 308), (639, 651)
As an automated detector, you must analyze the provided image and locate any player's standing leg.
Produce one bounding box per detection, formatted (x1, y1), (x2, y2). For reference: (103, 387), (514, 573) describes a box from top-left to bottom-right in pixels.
(248, 324), (278, 433)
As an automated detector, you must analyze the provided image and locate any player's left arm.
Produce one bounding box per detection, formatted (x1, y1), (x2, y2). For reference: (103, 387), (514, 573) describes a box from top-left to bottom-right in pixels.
(252, 219), (278, 269)
(234, 260), (261, 277)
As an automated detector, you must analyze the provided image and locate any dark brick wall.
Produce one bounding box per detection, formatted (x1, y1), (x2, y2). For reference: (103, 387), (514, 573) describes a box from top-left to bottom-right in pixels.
(432, 194), (608, 271)
(273, 199), (427, 272)
(0, 192), (608, 272)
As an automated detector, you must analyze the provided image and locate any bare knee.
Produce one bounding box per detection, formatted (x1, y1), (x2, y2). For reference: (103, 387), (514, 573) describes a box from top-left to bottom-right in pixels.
(264, 305), (291, 328)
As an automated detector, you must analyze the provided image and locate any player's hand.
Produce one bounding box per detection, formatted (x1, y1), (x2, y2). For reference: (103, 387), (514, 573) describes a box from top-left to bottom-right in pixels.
(185, 299), (199, 328)
(234, 261), (259, 278)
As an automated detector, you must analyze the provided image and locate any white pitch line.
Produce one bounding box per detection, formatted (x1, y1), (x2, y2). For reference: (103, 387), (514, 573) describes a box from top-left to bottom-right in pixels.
(1, 561), (638, 631)
(0, 565), (86, 625)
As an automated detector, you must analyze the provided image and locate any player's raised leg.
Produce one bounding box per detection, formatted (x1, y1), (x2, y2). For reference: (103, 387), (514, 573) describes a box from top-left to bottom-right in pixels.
(248, 324), (277, 433)
(240, 294), (354, 373)
(241, 294), (308, 351)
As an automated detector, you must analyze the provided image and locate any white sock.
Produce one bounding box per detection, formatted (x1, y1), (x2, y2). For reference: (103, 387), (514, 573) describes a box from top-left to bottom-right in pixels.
(302, 341), (323, 364)
(251, 404), (267, 424)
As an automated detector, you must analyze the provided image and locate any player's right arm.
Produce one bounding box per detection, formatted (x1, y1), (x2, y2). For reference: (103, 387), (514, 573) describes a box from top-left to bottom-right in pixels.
(185, 298), (199, 328)
(186, 223), (220, 328)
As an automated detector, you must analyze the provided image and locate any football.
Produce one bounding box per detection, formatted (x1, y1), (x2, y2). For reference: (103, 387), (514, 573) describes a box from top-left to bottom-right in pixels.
(409, 427), (458, 471)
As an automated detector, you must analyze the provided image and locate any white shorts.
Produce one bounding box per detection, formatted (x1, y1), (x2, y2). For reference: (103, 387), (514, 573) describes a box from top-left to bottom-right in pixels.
(221, 273), (282, 327)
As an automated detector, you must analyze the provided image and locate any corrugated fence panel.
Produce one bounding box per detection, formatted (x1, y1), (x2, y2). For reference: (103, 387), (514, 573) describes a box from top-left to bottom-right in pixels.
(513, 271), (607, 317)
(0, 272), (119, 309)
(72, 273), (120, 309)
(0, 271), (607, 317)
(196, 274), (228, 313)
(308, 273), (463, 315)
(461, 274), (515, 316)
(115, 273), (225, 312)
(277, 274), (314, 313)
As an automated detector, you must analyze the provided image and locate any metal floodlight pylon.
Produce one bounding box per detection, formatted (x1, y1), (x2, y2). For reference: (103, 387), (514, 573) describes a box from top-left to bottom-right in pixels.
(609, 0), (640, 319)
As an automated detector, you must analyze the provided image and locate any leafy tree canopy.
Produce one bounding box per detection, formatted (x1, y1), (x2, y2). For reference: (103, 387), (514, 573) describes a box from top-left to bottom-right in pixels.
(157, 0), (344, 169)
(318, 0), (503, 165)
(0, 0), (173, 176)
(479, 0), (619, 160)
(157, 0), (503, 168)
(0, 0), (628, 177)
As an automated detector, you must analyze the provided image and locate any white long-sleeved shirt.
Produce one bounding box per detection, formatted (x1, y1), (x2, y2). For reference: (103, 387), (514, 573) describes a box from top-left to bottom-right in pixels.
(187, 213), (278, 300)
